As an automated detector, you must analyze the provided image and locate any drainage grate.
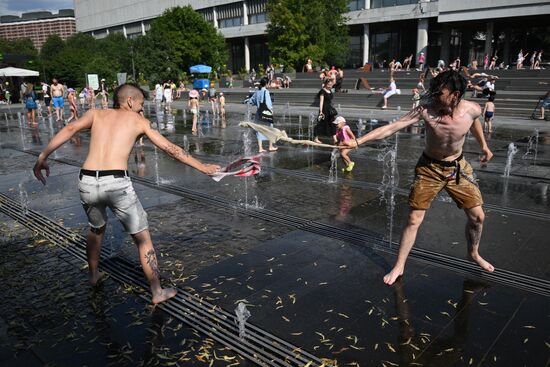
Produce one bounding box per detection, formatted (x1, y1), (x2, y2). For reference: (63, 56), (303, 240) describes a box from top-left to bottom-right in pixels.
(0, 193), (328, 367)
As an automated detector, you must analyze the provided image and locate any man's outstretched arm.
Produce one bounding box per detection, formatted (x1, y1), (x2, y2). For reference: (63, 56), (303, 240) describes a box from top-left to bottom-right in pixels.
(33, 110), (94, 184)
(346, 108), (422, 148)
(470, 117), (493, 162)
(141, 119), (219, 174)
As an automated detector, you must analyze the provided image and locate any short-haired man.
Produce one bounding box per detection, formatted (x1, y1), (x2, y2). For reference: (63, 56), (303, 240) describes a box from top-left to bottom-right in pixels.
(34, 84), (220, 304)
(344, 70), (495, 285)
(51, 78), (65, 122)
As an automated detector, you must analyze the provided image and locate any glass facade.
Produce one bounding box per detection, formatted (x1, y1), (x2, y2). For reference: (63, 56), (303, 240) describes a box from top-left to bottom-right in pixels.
(371, 0), (418, 8)
(348, 0), (363, 11)
(249, 12), (267, 24)
(219, 17), (242, 28)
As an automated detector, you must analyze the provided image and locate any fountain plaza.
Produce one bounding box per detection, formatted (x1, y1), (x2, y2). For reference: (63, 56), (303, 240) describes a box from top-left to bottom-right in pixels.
(0, 99), (549, 366)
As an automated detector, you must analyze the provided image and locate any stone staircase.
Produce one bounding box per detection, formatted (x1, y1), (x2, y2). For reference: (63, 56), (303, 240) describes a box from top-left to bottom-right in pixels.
(221, 68), (550, 119)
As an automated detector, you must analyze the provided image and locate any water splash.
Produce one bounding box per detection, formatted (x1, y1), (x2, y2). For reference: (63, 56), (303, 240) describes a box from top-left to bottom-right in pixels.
(308, 112), (316, 142)
(183, 135), (190, 155)
(298, 115), (303, 139)
(503, 143), (518, 177)
(18, 182), (29, 215)
(377, 133), (399, 247)
(235, 302), (251, 340)
(154, 145), (160, 185)
(522, 129), (539, 165)
(328, 149), (338, 183)
(356, 118), (366, 138)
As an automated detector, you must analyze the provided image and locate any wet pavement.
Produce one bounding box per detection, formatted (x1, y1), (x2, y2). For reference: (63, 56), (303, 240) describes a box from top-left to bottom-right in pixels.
(0, 102), (549, 366)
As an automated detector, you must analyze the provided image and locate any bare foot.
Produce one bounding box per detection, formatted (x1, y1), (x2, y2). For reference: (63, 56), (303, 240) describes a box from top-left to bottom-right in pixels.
(268, 147), (278, 152)
(258, 149), (266, 153)
(313, 138), (322, 144)
(470, 253), (495, 272)
(90, 270), (109, 286)
(383, 266), (404, 285)
(152, 288), (177, 304)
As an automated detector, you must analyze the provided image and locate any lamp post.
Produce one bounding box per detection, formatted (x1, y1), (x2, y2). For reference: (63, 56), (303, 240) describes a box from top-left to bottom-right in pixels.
(130, 45), (136, 82)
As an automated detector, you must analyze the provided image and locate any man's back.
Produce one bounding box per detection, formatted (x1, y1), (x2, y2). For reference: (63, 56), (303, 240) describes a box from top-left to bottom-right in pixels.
(83, 109), (145, 170)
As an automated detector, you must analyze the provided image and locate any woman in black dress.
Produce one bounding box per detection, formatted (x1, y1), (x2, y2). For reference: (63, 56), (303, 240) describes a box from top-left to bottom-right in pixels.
(314, 77), (337, 143)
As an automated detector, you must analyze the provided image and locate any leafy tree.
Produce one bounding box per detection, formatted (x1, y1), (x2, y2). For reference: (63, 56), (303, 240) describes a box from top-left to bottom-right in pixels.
(266, 0), (350, 70)
(0, 37), (37, 56)
(147, 6), (228, 74)
(40, 35), (65, 61)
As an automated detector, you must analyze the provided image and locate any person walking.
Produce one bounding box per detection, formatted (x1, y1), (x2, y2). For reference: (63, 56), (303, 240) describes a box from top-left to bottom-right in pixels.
(51, 79), (64, 122)
(33, 84), (220, 304)
(247, 77), (278, 153)
(24, 83), (38, 125)
(313, 77), (338, 143)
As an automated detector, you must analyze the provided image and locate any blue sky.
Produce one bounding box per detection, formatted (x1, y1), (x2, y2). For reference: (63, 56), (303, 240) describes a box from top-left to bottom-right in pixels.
(0, 0), (74, 16)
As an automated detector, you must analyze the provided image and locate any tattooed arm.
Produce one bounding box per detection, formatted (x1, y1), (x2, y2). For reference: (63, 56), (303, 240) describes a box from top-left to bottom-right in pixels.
(140, 119), (219, 174)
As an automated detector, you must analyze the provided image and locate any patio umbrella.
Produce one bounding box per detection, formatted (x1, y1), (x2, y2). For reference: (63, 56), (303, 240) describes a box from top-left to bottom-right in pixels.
(189, 64), (212, 73)
(0, 67), (39, 77)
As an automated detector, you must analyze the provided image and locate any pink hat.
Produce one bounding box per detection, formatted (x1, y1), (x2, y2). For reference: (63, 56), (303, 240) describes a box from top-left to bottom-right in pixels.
(189, 89), (199, 98)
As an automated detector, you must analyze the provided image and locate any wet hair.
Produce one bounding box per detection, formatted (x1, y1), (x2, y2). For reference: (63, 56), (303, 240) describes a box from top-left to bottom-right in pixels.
(417, 69), (467, 113)
(112, 83), (148, 109)
(260, 77), (268, 87)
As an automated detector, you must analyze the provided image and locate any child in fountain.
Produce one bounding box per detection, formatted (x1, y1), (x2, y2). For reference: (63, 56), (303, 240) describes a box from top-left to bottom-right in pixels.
(218, 92), (225, 118)
(67, 88), (78, 123)
(188, 89), (199, 134)
(333, 116), (357, 172)
(483, 92), (495, 133)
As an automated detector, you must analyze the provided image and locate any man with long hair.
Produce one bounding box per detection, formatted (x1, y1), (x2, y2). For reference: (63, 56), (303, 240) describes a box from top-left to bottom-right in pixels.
(344, 70), (495, 285)
(34, 84), (219, 303)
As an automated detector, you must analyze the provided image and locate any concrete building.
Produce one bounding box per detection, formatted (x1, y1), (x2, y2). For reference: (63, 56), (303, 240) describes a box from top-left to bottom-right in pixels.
(75, 0), (550, 72)
(0, 10), (76, 50)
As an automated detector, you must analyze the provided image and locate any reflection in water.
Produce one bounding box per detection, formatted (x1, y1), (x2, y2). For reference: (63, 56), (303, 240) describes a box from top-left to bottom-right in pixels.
(133, 145), (147, 177)
(335, 185), (353, 221)
(393, 278), (489, 365)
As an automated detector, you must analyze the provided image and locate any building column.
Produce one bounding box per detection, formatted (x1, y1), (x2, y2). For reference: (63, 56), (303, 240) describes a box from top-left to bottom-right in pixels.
(416, 18), (429, 65)
(213, 7), (218, 29)
(123, 25), (127, 38)
(243, 1), (248, 25)
(141, 21), (146, 35)
(362, 24), (370, 65)
(244, 37), (250, 72)
(364, 0), (371, 9)
(484, 21), (494, 58)
(502, 27), (511, 66)
(440, 24), (450, 63)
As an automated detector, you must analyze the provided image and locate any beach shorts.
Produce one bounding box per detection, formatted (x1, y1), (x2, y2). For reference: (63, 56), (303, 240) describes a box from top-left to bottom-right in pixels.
(52, 96), (64, 108)
(484, 111), (494, 119)
(409, 153), (483, 210)
(190, 108), (198, 115)
(78, 170), (148, 234)
(541, 98), (550, 109)
(44, 97), (51, 106)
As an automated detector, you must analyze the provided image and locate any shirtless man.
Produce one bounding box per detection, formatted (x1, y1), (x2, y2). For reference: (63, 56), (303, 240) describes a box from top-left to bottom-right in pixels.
(344, 70), (495, 285)
(51, 78), (64, 122)
(33, 84), (220, 304)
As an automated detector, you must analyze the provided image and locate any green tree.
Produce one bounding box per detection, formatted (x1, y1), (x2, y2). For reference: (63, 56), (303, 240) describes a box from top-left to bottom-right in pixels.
(266, 0), (350, 70)
(0, 37), (37, 56)
(146, 6), (228, 74)
(40, 35), (65, 61)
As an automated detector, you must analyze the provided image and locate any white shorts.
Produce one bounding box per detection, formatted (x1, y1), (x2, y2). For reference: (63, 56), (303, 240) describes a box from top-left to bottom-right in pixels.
(384, 90), (397, 99)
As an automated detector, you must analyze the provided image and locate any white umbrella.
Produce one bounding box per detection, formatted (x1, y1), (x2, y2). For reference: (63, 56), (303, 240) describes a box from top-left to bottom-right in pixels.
(0, 67), (39, 77)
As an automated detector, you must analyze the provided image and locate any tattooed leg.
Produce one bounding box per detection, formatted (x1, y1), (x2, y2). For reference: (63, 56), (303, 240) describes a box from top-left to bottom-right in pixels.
(132, 229), (177, 304)
(464, 206), (494, 273)
(87, 225), (107, 285)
